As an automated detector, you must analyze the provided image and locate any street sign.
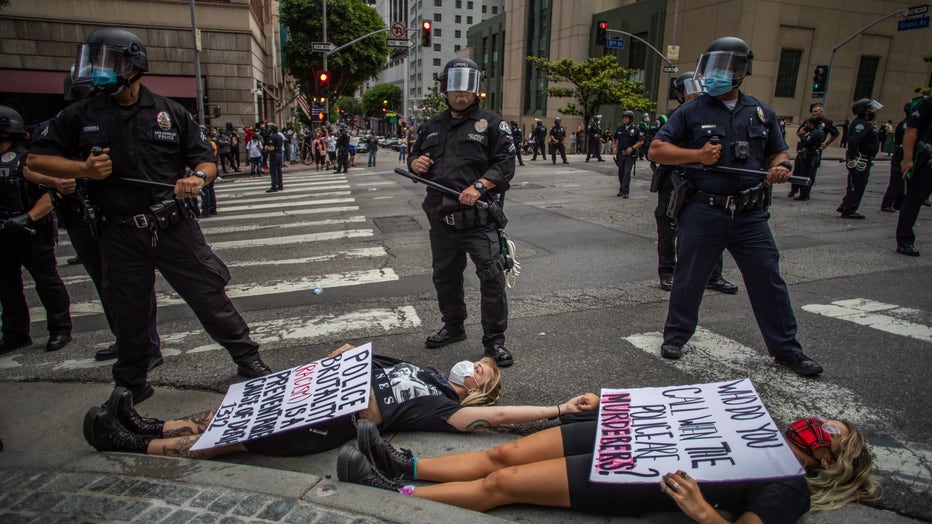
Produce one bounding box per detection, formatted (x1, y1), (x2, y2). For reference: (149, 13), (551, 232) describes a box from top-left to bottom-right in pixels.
(903, 4), (929, 16)
(312, 42), (334, 52)
(666, 45), (680, 61)
(387, 39), (412, 48)
(898, 16), (930, 30)
(390, 22), (407, 38)
(662, 66), (679, 74)
(606, 38), (625, 49)
(811, 92), (825, 99)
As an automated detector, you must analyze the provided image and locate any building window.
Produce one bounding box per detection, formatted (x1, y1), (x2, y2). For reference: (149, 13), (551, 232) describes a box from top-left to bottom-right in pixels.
(434, 58), (442, 66)
(454, 44), (461, 52)
(467, 1), (473, 9)
(774, 49), (802, 98)
(523, 0), (551, 115)
(854, 56), (880, 100)
(456, 0), (461, 7)
(434, 13), (441, 22)
(629, 32), (648, 70)
(434, 43), (441, 52)
(492, 6), (498, 14)
(434, 0), (441, 6)
(455, 30), (462, 38)
(467, 16), (473, 24)
(435, 28), (442, 37)
(482, 5), (487, 13)
(455, 15), (461, 23)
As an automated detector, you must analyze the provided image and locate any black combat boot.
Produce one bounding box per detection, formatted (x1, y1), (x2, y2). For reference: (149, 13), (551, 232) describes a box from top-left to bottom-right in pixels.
(106, 387), (164, 437)
(336, 446), (400, 491)
(82, 407), (153, 453)
(356, 419), (415, 480)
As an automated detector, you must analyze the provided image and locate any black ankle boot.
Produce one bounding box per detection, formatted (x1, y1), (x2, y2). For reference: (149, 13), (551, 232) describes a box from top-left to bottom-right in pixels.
(83, 407), (153, 453)
(105, 387), (164, 437)
(337, 446), (400, 491)
(356, 419), (415, 480)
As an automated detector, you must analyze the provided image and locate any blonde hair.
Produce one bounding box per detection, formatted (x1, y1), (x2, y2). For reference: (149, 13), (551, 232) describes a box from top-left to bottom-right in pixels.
(460, 357), (502, 407)
(807, 420), (882, 511)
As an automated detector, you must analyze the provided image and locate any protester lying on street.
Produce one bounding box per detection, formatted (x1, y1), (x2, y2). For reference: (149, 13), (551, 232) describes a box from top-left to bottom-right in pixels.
(339, 411), (879, 521)
(83, 344), (597, 459)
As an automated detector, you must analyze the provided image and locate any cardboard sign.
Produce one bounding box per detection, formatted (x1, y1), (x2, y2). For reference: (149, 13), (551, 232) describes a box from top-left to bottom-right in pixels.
(191, 344), (372, 451)
(590, 378), (804, 483)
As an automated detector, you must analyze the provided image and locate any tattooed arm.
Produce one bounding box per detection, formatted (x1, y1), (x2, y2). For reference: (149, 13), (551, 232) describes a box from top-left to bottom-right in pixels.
(161, 410), (215, 438)
(446, 393), (599, 432)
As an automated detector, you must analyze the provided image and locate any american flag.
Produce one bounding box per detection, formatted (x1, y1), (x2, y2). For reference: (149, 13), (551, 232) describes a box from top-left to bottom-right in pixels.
(296, 94), (311, 117)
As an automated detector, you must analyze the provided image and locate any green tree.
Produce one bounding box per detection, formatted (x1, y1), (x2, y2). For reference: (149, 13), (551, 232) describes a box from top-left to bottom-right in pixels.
(361, 84), (402, 117)
(281, 0), (390, 100)
(526, 55), (655, 124)
(418, 85), (447, 119)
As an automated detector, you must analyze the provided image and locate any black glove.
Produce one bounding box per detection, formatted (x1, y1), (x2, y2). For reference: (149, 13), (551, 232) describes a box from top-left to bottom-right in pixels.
(1, 213), (36, 236)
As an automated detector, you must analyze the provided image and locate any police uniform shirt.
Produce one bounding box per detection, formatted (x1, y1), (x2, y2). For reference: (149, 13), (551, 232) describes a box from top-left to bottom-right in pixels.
(409, 104), (515, 216)
(512, 126), (523, 144)
(613, 124), (641, 153)
(907, 95), (932, 142)
(32, 85), (215, 215)
(814, 117), (839, 142)
(846, 117), (880, 160)
(799, 127), (825, 155)
(550, 125), (566, 142)
(269, 132), (284, 153)
(0, 143), (44, 216)
(653, 92), (786, 195)
(587, 122), (602, 139)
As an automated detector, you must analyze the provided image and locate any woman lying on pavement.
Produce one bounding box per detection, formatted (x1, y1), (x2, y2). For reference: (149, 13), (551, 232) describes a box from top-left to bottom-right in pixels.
(339, 410), (879, 522)
(83, 344), (597, 459)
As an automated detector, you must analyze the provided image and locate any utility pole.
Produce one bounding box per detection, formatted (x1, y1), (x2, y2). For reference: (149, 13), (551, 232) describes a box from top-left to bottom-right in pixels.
(189, 0), (205, 127)
(323, 0), (329, 125)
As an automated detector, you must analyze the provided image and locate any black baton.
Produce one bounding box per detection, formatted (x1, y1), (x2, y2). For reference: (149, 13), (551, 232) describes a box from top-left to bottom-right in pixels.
(394, 168), (490, 209)
(679, 163), (811, 186)
(90, 147), (205, 194)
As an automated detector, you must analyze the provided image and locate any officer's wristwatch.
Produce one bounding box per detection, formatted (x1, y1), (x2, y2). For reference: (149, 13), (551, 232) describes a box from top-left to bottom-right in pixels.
(193, 170), (208, 183)
(777, 161), (793, 171)
(473, 181), (486, 192)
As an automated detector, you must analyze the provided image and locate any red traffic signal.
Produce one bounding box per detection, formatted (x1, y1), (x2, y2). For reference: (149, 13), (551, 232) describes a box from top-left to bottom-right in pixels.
(596, 21), (608, 45)
(315, 70), (330, 93)
(421, 21), (432, 47)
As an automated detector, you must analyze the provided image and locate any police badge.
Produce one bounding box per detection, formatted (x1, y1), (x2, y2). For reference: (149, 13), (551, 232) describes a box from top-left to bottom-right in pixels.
(475, 119), (488, 132)
(157, 111), (172, 130)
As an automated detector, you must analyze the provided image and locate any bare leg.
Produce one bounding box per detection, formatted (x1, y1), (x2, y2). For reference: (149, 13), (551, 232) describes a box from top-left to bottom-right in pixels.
(146, 435), (246, 460)
(412, 458), (570, 512)
(161, 410), (215, 438)
(417, 426), (565, 483)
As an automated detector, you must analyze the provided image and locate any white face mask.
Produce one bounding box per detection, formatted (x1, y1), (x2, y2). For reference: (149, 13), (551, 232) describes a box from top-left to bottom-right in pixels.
(449, 360), (475, 386)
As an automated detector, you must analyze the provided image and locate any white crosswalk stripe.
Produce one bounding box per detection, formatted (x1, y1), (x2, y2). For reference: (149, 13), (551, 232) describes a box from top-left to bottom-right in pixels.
(802, 298), (932, 343)
(624, 327), (932, 492)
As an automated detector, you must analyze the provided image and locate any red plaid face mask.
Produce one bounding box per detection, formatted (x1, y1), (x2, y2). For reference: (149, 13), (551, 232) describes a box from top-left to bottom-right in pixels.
(785, 417), (839, 457)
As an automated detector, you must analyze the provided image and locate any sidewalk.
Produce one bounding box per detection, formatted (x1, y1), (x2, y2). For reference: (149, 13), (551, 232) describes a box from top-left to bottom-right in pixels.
(0, 382), (919, 523)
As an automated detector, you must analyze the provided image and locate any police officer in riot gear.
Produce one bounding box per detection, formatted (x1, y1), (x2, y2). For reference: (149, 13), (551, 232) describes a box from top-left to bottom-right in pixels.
(880, 103), (911, 212)
(612, 111), (643, 198)
(266, 122), (284, 191)
(335, 123), (350, 174)
(650, 36), (823, 377)
(22, 73), (162, 363)
(0, 105), (73, 355)
(530, 118), (547, 161)
(29, 28), (271, 403)
(510, 120), (525, 166)
(789, 103), (838, 199)
(790, 117), (824, 201)
(585, 115), (605, 162)
(408, 57), (516, 367)
(895, 95), (932, 256)
(650, 72), (738, 294)
(549, 117), (568, 164)
(837, 98), (882, 219)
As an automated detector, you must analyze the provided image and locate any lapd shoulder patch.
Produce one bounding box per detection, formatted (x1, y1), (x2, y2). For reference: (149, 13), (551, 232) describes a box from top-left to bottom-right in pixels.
(854, 123), (864, 133)
(1, 151), (17, 163)
(499, 120), (511, 133)
(756, 106), (765, 123)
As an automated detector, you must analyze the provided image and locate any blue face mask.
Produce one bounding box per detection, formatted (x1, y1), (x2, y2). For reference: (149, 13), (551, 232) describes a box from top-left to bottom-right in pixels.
(91, 67), (118, 88)
(703, 70), (735, 97)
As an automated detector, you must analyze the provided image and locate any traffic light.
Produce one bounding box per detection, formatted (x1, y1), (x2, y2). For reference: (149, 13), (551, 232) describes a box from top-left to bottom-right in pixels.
(421, 21), (432, 47)
(596, 21), (608, 46)
(812, 65), (828, 96)
(315, 70), (330, 94)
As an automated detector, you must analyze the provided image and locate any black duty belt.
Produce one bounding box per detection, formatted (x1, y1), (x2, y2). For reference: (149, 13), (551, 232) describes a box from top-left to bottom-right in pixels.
(100, 213), (154, 229)
(693, 184), (769, 216)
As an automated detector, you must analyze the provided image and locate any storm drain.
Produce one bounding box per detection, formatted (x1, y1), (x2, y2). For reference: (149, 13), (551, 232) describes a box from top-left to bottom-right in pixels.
(373, 215), (422, 233)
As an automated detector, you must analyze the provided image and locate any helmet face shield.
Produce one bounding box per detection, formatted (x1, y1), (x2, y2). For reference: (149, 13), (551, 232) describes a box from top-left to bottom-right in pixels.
(866, 100), (883, 112)
(695, 51), (750, 81)
(74, 43), (133, 89)
(443, 67), (481, 94)
(681, 77), (705, 96)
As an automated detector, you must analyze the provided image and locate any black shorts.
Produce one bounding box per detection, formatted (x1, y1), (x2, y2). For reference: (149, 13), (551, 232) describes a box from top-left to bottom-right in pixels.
(561, 421), (675, 516)
(243, 416), (355, 457)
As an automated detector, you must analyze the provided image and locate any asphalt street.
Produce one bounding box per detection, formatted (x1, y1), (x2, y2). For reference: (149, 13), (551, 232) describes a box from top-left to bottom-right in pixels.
(2, 146), (931, 522)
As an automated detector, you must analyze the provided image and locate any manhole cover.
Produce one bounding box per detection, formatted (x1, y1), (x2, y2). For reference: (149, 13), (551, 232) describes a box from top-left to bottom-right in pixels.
(373, 215), (422, 233)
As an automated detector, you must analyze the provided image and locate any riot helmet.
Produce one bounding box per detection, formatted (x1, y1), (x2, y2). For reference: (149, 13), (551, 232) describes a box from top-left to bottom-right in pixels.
(554, 117), (562, 123)
(73, 28), (148, 94)
(852, 98), (882, 118)
(0, 105), (26, 135)
(695, 37), (753, 97)
(593, 115), (602, 121)
(622, 110), (635, 121)
(671, 71), (704, 103)
(268, 123), (279, 132)
(510, 119), (518, 126)
(438, 58), (483, 94)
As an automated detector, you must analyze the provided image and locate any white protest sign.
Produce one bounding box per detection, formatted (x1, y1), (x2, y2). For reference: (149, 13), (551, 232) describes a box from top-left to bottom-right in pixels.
(191, 344), (372, 451)
(590, 378), (804, 483)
